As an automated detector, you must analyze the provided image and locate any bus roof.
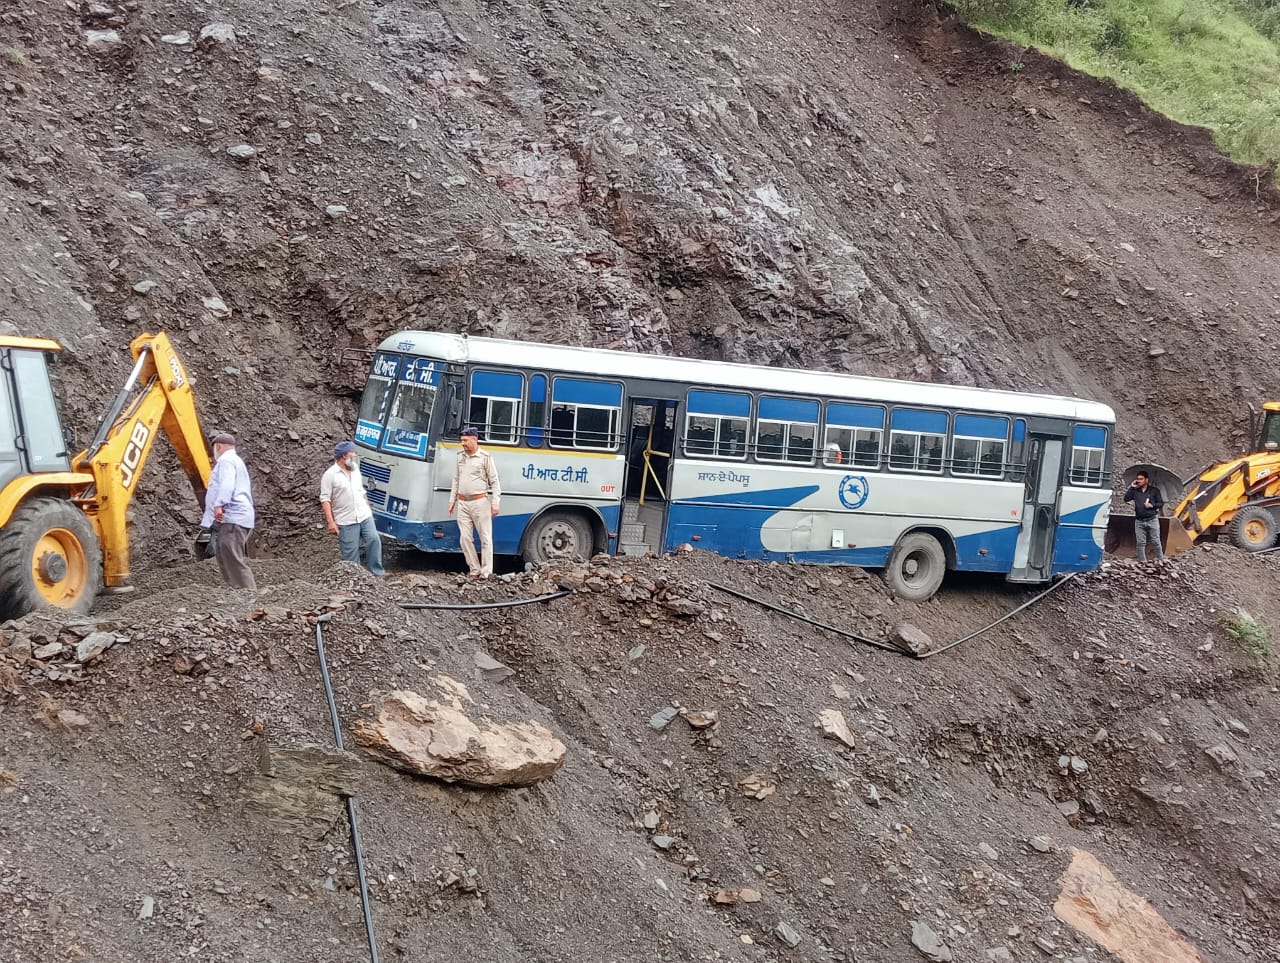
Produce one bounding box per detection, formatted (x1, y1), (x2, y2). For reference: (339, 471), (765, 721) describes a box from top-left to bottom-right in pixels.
(377, 331), (1116, 424)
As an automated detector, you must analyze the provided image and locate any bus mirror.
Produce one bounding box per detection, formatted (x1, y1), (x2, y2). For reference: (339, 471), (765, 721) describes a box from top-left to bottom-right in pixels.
(445, 383), (463, 433)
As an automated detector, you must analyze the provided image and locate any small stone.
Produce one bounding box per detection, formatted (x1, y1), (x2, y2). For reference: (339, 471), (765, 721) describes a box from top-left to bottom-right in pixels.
(1205, 743), (1238, 768)
(627, 644), (646, 661)
(1148, 346), (1167, 358)
(173, 654), (195, 676)
(84, 29), (122, 51)
(1118, 242), (1136, 253)
(132, 279), (157, 295)
(978, 842), (999, 861)
(227, 144), (257, 160)
(649, 707), (679, 730)
(75, 631), (115, 663)
(202, 296), (230, 316)
(1057, 799), (1080, 817)
(1092, 727), (1108, 743)
(774, 921), (802, 948)
(1028, 835), (1052, 853)
(199, 22), (237, 45)
(33, 642), (63, 660)
(681, 709), (718, 729)
(911, 920), (953, 961)
(711, 889), (739, 905)
(831, 682), (851, 700)
(893, 622), (933, 655)
(257, 66), (284, 82)
(1034, 936), (1057, 953)
(817, 708), (855, 748)
(641, 812), (660, 831)
(651, 834), (676, 850)
(138, 896), (155, 920)
(160, 32), (192, 45)
(986, 949), (1013, 962)
(865, 784), (881, 807)
(738, 887), (761, 902)
(738, 773), (777, 800)
(473, 651), (514, 683)
(1227, 718), (1250, 736)
(305, 132), (323, 146)
(325, 204), (348, 219)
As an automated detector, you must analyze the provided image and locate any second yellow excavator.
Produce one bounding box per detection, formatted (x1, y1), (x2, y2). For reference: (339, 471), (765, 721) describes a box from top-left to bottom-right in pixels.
(0, 331), (211, 619)
(1108, 402), (1280, 557)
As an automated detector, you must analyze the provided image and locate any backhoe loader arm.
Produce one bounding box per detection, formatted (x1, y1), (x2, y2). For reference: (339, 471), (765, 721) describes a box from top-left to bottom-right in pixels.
(73, 331), (212, 588)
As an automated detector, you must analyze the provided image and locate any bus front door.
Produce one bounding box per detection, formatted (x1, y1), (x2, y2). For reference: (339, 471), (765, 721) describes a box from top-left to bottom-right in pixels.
(1009, 430), (1066, 583)
(621, 399), (677, 556)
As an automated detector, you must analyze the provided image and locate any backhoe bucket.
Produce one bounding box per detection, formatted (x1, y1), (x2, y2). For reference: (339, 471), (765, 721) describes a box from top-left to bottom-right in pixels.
(1104, 514), (1197, 558)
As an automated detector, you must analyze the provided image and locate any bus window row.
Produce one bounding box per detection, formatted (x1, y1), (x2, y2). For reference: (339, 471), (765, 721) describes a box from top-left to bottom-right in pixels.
(457, 371), (1108, 488)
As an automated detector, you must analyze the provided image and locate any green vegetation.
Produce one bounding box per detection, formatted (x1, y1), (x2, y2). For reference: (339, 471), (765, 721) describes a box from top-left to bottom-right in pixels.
(1221, 608), (1273, 662)
(950, 0), (1280, 173)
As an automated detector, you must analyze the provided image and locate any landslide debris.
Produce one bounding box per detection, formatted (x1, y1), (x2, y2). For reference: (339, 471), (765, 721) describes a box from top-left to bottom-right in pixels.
(2, 547), (1276, 962)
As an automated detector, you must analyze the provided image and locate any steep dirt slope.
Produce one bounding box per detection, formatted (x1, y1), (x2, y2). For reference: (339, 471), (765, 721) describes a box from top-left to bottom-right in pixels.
(2, 1), (1278, 548)
(2, 549), (1276, 962)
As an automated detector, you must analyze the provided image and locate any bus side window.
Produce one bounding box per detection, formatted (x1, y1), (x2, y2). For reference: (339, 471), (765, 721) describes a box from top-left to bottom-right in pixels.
(528, 374), (547, 447)
(468, 370), (522, 445)
(685, 390), (751, 461)
(952, 414), (1009, 478)
(548, 378), (623, 450)
(757, 396), (819, 464)
(825, 402), (884, 470)
(888, 408), (948, 474)
(1069, 425), (1108, 486)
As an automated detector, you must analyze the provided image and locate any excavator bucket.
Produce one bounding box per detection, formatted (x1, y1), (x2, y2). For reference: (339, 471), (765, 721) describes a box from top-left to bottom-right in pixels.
(1104, 514), (1197, 558)
(1104, 462), (1198, 558)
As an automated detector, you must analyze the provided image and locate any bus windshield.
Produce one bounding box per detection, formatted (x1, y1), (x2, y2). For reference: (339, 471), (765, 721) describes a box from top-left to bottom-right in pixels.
(361, 353), (443, 459)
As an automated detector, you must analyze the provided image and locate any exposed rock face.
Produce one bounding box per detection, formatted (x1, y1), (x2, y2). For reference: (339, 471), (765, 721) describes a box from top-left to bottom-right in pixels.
(353, 680), (567, 788)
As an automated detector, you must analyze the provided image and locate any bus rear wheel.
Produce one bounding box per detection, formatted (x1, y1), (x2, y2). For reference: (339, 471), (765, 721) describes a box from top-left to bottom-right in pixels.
(523, 511), (593, 564)
(0, 497), (103, 620)
(883, 532), (946, 602)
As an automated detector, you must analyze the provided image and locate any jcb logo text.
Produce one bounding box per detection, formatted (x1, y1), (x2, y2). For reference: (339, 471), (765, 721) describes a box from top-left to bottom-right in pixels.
(121, 423), (150, 489)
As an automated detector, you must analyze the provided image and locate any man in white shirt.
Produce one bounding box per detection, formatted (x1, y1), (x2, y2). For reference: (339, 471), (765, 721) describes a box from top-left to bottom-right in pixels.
(320, 440), (384, 576)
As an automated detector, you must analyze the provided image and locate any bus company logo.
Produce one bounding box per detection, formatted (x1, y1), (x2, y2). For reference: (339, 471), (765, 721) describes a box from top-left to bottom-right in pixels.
(838, 474), (870, 510)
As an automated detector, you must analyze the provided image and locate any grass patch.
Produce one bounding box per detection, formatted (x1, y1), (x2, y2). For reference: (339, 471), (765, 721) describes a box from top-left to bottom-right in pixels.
(1221, 608), (1273, 662)
(949, 0), (1280, 174)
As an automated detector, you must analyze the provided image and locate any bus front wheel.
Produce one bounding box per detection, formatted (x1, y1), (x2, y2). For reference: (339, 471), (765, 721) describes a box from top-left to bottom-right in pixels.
(523, 511), (593, 564)
(883, 532), (946, 602)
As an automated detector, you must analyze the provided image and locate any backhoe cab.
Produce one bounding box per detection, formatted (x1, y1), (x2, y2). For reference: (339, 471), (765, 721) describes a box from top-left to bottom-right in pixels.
(1106, 401), (1280, 558)
(0, 332), (211, 619)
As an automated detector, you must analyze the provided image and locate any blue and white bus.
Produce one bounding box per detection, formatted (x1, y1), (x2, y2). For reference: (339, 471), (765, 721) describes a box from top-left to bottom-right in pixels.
(353, 331), (1115, 600)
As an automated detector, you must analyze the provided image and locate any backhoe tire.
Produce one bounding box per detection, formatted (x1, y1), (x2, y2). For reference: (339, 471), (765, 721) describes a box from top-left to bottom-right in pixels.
(521, 511), (594, 565)
(0, 497), (103, 620)
(883, 531), (947, 602)
(1229, 505), (1278, 553)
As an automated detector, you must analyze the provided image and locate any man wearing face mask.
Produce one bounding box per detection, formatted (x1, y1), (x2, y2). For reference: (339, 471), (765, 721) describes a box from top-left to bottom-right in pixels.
(320, 440), (385, 576)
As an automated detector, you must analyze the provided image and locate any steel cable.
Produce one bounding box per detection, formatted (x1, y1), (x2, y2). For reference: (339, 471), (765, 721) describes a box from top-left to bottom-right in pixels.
(400, 588), (571, 611)
(314, 614), (380, 963)
(709, 572), (1077, 659)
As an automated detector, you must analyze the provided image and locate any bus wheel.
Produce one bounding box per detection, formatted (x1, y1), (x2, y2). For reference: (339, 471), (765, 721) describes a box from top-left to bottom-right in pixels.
(523, 511), (593, 564)
(883, 532), (946, 602)
(0, 497), (103, 620)
(1230, 505), (1278, 552)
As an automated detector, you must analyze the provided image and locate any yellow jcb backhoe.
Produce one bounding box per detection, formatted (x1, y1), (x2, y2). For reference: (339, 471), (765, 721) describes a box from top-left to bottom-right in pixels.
(0, 331), (211, 619)
(1106, 402), (1280, 557)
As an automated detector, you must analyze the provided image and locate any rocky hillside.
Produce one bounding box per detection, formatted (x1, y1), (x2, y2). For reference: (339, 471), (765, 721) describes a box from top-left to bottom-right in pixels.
(2, 1), (1279, 544)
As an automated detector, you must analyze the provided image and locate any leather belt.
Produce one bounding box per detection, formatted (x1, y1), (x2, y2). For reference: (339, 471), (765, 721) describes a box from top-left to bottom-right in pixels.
(458, 493), (489, 501)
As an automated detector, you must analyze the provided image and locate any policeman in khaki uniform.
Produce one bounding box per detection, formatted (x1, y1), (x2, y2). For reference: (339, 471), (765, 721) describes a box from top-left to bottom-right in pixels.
(448, 426), (502, 579)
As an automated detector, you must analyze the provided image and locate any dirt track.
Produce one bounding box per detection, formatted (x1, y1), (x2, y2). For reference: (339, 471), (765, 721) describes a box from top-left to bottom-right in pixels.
(3, 0), (1280, 959)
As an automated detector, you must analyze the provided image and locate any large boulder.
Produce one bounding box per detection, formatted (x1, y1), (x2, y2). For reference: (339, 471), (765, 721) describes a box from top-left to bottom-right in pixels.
(353, 679), (567, 788)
